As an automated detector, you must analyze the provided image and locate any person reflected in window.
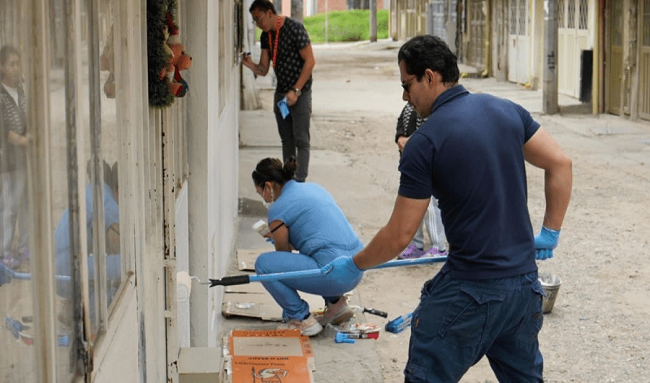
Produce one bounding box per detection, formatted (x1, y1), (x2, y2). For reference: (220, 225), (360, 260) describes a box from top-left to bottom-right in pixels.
(0, 45), (29, 270)
(54, 160), (120, 305)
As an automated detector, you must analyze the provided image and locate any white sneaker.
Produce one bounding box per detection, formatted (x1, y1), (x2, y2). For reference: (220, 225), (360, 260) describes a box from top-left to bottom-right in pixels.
(318, 296), (354, 326)
(278, 313), (323, 337)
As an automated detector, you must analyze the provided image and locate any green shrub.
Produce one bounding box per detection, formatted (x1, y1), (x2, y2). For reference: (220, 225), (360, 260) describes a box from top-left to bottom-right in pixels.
(305, 9), (389, 43)
(256, 10), (389, 43)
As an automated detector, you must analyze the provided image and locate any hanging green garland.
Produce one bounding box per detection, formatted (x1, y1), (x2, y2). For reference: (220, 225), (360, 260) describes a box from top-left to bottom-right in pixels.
(147, 0), (178, 108)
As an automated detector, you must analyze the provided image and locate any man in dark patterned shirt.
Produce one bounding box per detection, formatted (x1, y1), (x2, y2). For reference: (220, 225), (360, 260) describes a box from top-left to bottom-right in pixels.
(243, 0), (316, 182)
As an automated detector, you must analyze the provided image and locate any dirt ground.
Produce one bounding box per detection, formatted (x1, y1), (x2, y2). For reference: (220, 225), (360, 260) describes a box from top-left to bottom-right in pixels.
(257, 42), (650, 382)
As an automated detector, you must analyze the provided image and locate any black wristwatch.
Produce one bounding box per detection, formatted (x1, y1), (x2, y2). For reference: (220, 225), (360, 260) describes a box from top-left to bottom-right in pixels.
(293, 88), (301, 97)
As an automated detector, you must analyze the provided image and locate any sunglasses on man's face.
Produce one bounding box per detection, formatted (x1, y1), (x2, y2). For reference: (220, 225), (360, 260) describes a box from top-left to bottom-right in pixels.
(401, 76), (417, 94)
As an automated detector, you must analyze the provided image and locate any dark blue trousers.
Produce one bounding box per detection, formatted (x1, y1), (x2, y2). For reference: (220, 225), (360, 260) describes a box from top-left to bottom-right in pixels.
(405, 270), (545, 382)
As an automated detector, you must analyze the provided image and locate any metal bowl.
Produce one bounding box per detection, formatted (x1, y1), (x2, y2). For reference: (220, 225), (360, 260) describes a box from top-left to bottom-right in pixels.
(539, 273), (561, 314)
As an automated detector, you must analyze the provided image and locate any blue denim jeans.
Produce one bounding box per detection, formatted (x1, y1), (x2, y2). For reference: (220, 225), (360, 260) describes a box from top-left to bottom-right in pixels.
(0, 170), (29, 258)
(55, 252), (121, 322)
(404, 270), (545, 382)
(255, 246), (362, 321)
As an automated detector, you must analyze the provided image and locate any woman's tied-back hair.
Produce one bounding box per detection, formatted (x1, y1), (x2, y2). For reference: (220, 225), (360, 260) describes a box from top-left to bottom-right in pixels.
(86, 159), (115, 192)
(252, 157), (297, 187)
(397, 35), (459, 85)
(250, 0), (277, 14)
(109, 162), (119, 194)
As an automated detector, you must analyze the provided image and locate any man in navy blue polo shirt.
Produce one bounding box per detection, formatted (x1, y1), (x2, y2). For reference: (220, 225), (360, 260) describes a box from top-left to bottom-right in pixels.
(324, 35), (572, 381)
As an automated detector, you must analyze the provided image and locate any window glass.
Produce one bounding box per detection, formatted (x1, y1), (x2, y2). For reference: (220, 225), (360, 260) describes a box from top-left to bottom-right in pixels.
(50, 0), (124, 365)
(219, 1), (227, 113)
(518, 0), (526, 36)
(1, 1), (129, 380)
(96, 0), (122, 317)
(578, 0), (588, 30)
(55, 0), (124, 337)
(509, 0), (517, 35)
(642, 0), (650, 47)
(47, 0), (83, 380)
(0, 1), (43, 382)
(613, 0), (623, 46)
(567, 0), (576, 29)
(0, 1), (39, 381)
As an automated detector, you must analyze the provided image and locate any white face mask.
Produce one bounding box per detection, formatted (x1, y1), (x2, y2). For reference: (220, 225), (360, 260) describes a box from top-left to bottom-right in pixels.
(262, 185), (275, 209)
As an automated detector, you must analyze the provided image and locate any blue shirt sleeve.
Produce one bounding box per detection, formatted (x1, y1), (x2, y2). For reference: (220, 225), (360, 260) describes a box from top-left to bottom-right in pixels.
(398, 132), (435, 199)
(515, 102), (540, 142)
(103, 184), (119, 227)
(85, 184), (119, 230)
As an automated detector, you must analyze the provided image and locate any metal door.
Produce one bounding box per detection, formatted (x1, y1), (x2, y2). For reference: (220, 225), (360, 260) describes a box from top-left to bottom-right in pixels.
(470, 0), (487, 69)
(432, 0), (447, 40)
(607, 0), (624, 115)
(558, 0), (590, 98)
(508, 0), (529, 84)
(640, 0), (650, 120)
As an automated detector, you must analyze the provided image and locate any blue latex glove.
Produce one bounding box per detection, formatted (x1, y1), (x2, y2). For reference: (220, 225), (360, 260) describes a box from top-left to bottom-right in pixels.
(534, 226), (561, 260)
(0, 264), (11, 287)
(277, 97), (290, 119)
(320, 256), (363, 283)
(334, 333), (355, 344)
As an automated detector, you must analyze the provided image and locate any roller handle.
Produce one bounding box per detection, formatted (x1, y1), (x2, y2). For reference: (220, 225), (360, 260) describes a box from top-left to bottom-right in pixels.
(373, 256), (447, 269)
(363, 307), (388, 318)
(209, 275), (251, 287)
(1, 264), (71, 282)
(207, 257), (448, 288)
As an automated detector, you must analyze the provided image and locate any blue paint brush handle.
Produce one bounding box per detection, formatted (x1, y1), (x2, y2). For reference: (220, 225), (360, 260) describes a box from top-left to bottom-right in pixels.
(7, 268), (71, 282)
(208, 256), (447, 287)
(373, 256), (447, 269)
(1, 264), (70, 282)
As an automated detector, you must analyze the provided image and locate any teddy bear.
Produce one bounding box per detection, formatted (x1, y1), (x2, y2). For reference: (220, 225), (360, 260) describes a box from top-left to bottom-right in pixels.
(167, 42), (192, 97)
(159, 11), (192, 97)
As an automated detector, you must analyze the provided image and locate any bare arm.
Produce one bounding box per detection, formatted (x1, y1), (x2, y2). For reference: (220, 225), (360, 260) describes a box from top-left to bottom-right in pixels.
(242, 49), (271, 77)
(8, 130), (27, 146)
(285, 44), (315, 106)
(106, 223), (120, 254)
(524, 127), (573, 230)
(269, 220), (291, 252)
(353, 196), (429, 269)
(396, 136), (410, 152)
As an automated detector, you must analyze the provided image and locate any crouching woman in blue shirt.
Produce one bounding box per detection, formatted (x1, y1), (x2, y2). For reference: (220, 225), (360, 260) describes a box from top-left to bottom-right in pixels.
(252, 157), (363, 336)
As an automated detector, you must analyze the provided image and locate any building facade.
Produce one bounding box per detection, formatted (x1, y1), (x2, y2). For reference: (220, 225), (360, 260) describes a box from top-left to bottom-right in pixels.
(0, 0), (243, 381)
(391, 0), (650, 121)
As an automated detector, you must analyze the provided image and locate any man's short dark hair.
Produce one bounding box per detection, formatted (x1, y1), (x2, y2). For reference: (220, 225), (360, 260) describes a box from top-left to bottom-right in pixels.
(398, 35), (459, 85)
(249, 0), (277, 14)
(0, 45), (20, 67)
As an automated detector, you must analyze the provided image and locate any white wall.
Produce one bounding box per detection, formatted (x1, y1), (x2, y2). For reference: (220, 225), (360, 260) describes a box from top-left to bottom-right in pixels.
(176, 183), (191, 347)
(184, 0), (240, 348)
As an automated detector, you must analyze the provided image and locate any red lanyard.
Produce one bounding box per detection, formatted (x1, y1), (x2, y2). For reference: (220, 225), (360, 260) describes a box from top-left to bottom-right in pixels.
(268, 16), (281, 69)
